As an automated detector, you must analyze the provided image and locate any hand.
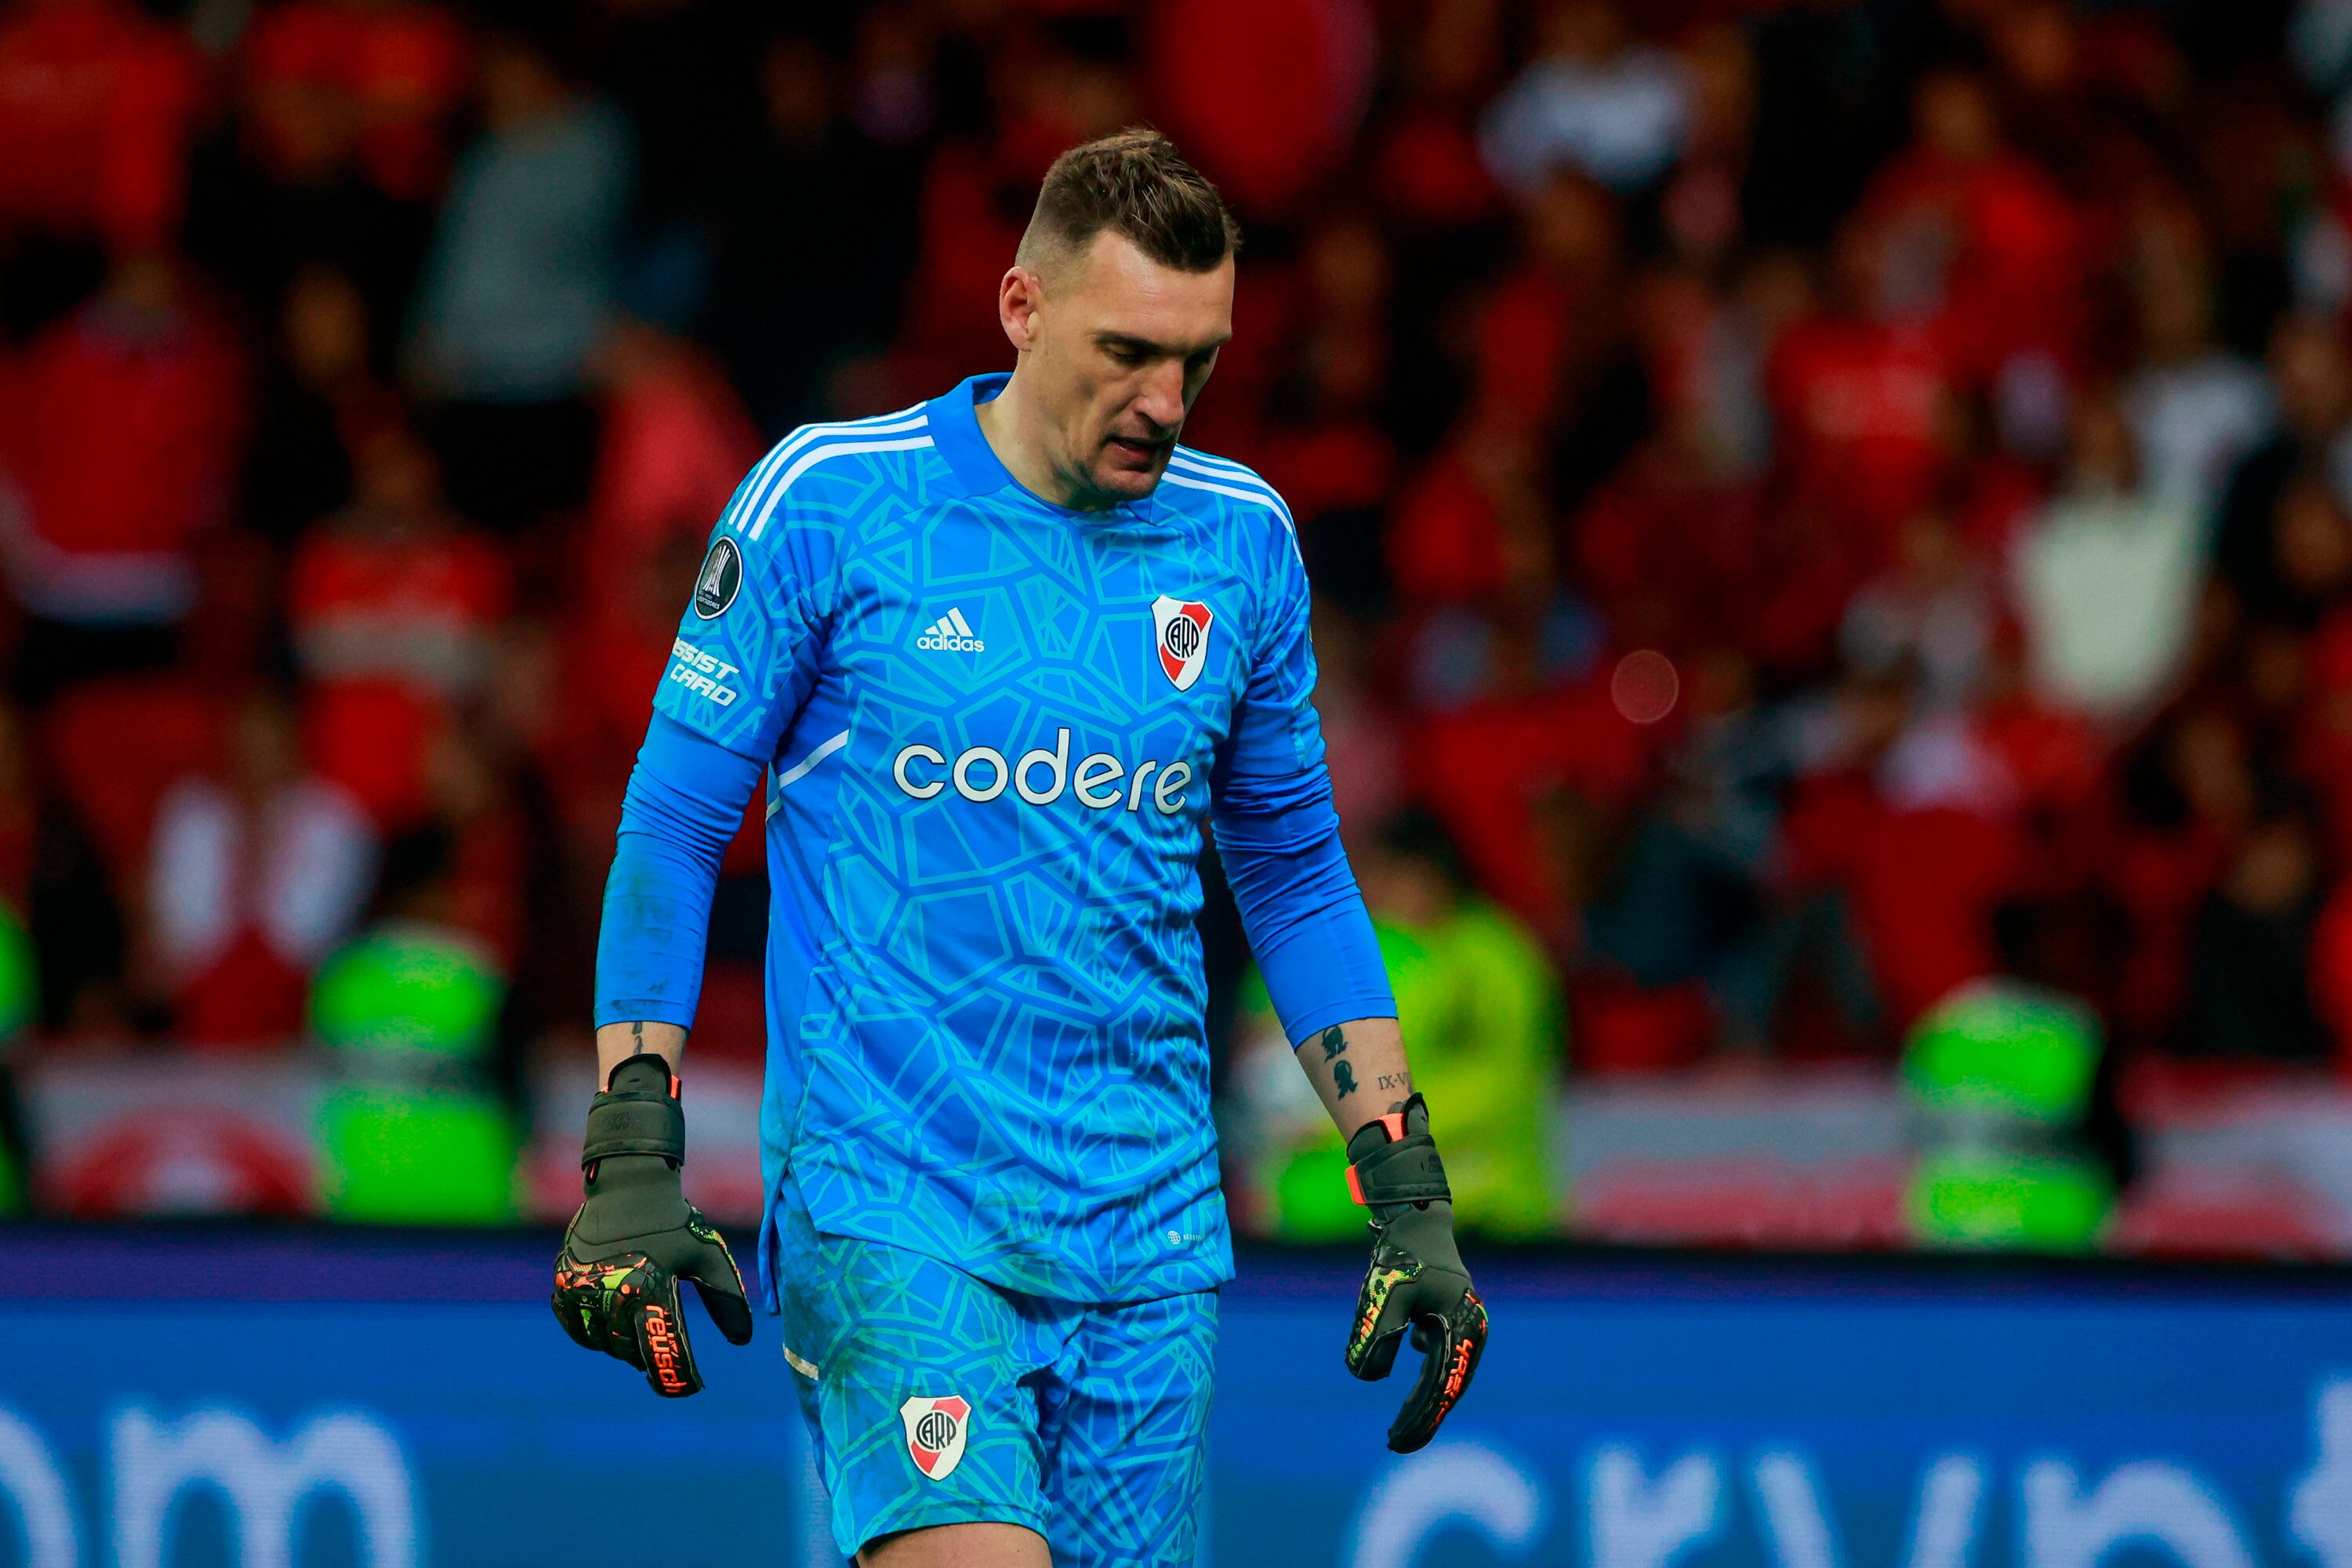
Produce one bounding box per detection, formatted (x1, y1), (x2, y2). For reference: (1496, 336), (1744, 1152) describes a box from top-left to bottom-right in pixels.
(551, 1054), (753, 1396)
(1341, 1095), (1489, 1453)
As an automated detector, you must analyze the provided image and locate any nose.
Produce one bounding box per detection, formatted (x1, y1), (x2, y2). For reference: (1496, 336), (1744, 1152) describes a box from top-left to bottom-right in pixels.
(1132, 361), (1186, 434)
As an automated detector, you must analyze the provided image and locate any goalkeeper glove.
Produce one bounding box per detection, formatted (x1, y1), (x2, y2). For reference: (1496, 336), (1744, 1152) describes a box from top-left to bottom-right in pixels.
(552, 1054), (752, 1396)
(1342, 1094), (1488, 1452)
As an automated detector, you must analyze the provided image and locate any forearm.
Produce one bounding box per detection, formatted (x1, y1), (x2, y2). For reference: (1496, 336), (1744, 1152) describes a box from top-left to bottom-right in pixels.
(1214, 770), (1396, 1049)
(597, 1020), (688, 1083)
(592, 714), (764, 1084)
(1294, 1015), (1416, 1134)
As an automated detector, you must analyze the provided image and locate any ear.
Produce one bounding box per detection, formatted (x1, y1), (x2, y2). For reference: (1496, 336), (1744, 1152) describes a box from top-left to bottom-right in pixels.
(998, 266), (1044, 354)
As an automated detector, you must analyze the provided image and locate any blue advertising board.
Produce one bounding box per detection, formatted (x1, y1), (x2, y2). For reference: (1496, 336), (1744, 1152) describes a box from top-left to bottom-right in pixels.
(2, 1227), (2349, 1566)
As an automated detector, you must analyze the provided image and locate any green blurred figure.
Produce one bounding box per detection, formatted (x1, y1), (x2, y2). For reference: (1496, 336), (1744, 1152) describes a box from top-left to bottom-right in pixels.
(1903, 978), (2111, 1250)
(311, 833), (518, 1224)
(1231, 811), (1563, 1239)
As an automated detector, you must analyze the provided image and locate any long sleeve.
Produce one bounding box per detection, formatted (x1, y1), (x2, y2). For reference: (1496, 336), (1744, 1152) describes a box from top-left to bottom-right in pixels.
(1211, 521), (1395, 1044)
(593, 713), (765, 1029)
(1215, 770), (1396, 1044)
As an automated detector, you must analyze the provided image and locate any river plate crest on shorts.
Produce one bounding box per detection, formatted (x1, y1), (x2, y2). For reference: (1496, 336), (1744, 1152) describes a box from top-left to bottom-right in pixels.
(1152, 595), (1214, 691)
(899, 1394), (971, 1480)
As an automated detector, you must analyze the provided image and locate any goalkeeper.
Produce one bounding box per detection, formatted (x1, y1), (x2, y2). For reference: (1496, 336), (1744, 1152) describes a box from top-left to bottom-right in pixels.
(554, 129), (1486, 1568)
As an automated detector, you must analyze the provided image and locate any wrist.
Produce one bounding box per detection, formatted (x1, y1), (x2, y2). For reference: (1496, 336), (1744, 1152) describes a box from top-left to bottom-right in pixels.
(1345, 1093), (1452, 1217)
(593, 1021), (687, 1086)
(583, 1053), (684, 1174)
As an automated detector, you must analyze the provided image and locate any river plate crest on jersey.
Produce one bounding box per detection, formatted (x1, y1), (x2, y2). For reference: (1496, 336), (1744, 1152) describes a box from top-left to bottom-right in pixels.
(1152, 596), (1214, 691)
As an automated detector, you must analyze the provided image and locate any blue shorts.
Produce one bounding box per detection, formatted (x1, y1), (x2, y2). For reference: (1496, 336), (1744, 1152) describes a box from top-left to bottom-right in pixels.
(773, 1193), (1218, 1565)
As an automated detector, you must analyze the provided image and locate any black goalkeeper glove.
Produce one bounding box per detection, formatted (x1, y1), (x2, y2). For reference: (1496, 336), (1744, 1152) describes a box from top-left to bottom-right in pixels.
(552, 1054), (753, 1396)
(1342, 1094), (1489, 1453)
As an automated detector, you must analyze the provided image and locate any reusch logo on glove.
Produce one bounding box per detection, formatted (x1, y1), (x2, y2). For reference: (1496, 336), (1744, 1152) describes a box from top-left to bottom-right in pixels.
(898, 1395), (971, 1480)
(644, 1305), (688, 1395)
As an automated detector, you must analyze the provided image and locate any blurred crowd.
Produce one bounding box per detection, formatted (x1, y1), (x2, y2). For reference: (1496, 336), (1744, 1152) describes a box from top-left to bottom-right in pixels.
(6, 0), (2352, 1237)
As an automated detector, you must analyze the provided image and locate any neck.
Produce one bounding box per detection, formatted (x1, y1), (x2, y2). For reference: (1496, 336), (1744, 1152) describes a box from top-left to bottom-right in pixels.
(975, 367), (1112, 511)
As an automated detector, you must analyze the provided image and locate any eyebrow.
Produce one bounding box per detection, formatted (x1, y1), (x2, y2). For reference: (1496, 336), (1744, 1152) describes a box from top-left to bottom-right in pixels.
(1095, 330), (1230, 358)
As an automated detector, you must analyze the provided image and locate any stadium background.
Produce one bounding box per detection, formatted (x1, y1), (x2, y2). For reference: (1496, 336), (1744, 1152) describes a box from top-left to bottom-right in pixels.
(2, 0), (2352, 1561)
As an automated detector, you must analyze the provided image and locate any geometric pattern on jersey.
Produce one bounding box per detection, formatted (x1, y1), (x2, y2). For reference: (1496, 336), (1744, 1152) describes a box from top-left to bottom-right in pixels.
(654, 373), (1323, 1308)
(773, 1182), (1215, 1564)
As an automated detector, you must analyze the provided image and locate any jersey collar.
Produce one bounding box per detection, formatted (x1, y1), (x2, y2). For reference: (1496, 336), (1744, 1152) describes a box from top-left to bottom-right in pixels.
(927, 372), (1019, 498)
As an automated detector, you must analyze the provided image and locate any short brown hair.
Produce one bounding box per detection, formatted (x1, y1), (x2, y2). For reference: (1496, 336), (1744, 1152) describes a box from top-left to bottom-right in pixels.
(1018, 129), (1240, 275)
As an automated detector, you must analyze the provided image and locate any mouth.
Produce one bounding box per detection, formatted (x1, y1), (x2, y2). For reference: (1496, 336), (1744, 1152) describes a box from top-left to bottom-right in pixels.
(1105, 434), (1170, 465)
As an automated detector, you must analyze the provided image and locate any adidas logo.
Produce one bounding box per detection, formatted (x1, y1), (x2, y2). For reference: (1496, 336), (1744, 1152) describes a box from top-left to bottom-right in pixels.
(915, 607), (985, 653)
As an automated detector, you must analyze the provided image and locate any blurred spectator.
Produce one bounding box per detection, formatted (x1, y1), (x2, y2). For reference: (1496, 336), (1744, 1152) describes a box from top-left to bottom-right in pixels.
(310, 880), (515, 1221)
(1657, 27), (1755, 270)
(1470, 170), (1634, 455)
(2121, 216), (2275, 502)
(397, 720), (531, 968)
(1478, 0), (1688, 195)
(1859, 69), (2085, 389)
(240, 263), (376, 549)
(1367, 0), (1503, 230)
(1780, 657), (2019, 1029)
(1766, 222), (1960, 561)
(1355, 811), (1563, 1235)
(1903, 979), (2112, 1250)
(2258, 474), (2352, 631)
(286, 419), (508, 826)
(2213, 313), (2352, 614)
(1258, 212), (1402, 606)
(2183, 795), (2333, 1061)
(1840, 510), (1998, 711)
(146, 691), (376, 1044)
(0, 252), (245, 705)
(2012, 390), (2205, 721)
(583, 321), (762, 581)
(405, 20), (630, 531)
(1227, 810), (1562, 1239)
(537, 322), (762, 839)
(0, 0), (204, 251)
(237, 0), (471, 205)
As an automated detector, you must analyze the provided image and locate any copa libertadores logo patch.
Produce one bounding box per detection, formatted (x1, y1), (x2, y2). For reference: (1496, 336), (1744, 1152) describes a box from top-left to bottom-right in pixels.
(1152, 595), (1214, 691)
(898, 1394), (971, 1480)
(693, 537), (743, 619)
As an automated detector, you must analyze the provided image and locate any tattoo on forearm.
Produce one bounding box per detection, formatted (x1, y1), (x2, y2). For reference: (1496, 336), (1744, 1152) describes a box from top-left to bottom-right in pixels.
(1319, 1025), (1347, 1062)
(1376, 1071), (1413, 1095)
(631, 1022), (645, 1051)
(1333, 1060), (1359, 1098)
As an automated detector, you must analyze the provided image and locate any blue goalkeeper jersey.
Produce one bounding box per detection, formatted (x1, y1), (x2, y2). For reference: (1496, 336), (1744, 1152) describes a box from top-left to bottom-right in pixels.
(656, 374), (1330, 1308)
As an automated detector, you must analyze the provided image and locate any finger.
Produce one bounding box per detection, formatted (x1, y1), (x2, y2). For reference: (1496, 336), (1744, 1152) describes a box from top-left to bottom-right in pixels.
(1387, 1292), (1488, 1454)
(630, 1272), (704, 1397)
(689, 1269), (755, 1346)
(1348, 1321), (1408, 1381)
(554, 1250), (633, 1359)
(551, 1283), (599, 1351)
(683, 1218), (756, 1346)
(1345, 1264), (1421, 1379)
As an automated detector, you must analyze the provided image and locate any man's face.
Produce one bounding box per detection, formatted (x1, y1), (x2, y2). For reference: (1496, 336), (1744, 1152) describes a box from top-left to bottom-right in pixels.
(1018, 232), (1234, 506)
